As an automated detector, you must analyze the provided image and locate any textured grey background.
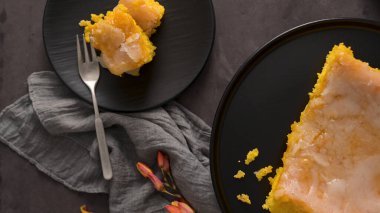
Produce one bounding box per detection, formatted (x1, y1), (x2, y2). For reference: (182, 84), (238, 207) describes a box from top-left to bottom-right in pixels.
(1, 0), (380, 212)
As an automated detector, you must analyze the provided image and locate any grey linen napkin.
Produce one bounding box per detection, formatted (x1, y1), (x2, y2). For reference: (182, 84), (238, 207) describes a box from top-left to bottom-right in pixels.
(0, 71), (220, 213)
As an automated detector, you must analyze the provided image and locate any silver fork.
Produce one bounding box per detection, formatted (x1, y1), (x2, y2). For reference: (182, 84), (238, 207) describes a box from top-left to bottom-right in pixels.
(76, 35), (113, 180)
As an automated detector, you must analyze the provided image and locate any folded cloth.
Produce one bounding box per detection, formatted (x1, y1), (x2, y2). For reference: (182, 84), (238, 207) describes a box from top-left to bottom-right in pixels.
(0, 71), (220, 213)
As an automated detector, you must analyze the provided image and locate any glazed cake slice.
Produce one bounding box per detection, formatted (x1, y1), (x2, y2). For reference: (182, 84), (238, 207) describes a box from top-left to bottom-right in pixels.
(264, 44), (380, 213)
(119, 0), (165, 36)
(80, 4), (156, 76)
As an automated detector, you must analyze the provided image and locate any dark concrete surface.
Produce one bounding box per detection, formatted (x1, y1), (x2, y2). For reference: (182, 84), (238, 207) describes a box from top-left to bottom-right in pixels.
(1, 0), (380, 212)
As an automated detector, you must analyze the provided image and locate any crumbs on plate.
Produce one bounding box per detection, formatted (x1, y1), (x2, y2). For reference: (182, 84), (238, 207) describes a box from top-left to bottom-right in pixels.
(244, 148), (259, 165)
(234, 147), (277, 207)
(254, 165), (273, 181)
(233, 170), (245, 179)
(237, 194), (251, 205)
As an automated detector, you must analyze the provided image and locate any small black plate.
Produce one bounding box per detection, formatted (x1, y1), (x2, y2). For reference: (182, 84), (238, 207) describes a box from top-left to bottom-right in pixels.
(43, 0), (215, 111)
(210, 19), (380, 212)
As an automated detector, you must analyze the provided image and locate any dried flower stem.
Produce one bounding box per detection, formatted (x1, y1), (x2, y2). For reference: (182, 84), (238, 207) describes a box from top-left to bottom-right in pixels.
(162, 189), (182, 198)
(160, 168), (169, 185)
(137, 151), (194, 212)
(166, 172), (177, 191)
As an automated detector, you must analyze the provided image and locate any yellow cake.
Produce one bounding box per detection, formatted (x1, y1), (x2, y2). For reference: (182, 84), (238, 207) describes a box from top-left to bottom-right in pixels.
(245, 148), (259, 165)
(237, 194), (251, 205)
(79, 4), (156, 76)
(264, 44), (380, 212)
(233, 170), (246, 179)
(79, 0), (164, 76)
(119, 0), (165, 36)
(254, 166), (273, 181)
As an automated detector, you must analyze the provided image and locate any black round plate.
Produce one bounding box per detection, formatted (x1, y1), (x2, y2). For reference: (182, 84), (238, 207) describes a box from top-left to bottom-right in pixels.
(211, 19), (380, 212)
(43, 0), (215, 111)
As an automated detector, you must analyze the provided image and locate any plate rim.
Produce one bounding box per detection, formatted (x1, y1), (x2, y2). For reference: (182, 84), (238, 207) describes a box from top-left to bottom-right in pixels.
(209, 18), (380, 212)
(42, 0), (216, 112)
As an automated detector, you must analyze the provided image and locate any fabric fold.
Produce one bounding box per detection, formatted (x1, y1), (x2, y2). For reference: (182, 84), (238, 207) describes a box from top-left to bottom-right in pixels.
(0, 71), (220, 213)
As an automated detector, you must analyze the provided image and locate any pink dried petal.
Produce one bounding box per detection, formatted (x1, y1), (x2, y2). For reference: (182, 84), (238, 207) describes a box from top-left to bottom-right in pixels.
(136, 162), (153, 178)
(163, 155), (170, 172)
(157, 151), (165, 168)
(148, 173), (164, 191)
(178, 202), (195, 213)
(164, 205), (182, 213)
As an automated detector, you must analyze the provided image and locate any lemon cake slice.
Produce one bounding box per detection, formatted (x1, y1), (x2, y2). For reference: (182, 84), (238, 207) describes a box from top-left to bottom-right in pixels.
(264, 44), (380, 213)
(119, 0), (165, 36)
(80, 4), (156, 76)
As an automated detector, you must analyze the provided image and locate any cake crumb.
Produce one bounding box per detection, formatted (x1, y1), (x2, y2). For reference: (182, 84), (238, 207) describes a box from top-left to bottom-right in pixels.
(80, 205), (93, 213)
(254, 166), (273, 181)
(244, 148), (259, 165)
(237, 194), (251, 205)
(233, 170), (245, 179)
(268, 176), (274, 185)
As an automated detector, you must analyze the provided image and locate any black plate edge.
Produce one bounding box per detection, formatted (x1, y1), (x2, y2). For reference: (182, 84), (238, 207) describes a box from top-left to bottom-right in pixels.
(42, 0), (216, 113)
(209, 18), (380, 213)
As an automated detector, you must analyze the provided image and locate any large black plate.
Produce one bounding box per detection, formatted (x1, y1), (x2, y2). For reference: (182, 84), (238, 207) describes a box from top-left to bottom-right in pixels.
(43, 0), (215, 111)
(211, 19), (380, 212)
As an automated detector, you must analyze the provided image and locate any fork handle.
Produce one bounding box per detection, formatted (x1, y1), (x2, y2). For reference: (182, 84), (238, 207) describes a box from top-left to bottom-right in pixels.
(95, 117), (113, 180)
(91, 89), (113, 180)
